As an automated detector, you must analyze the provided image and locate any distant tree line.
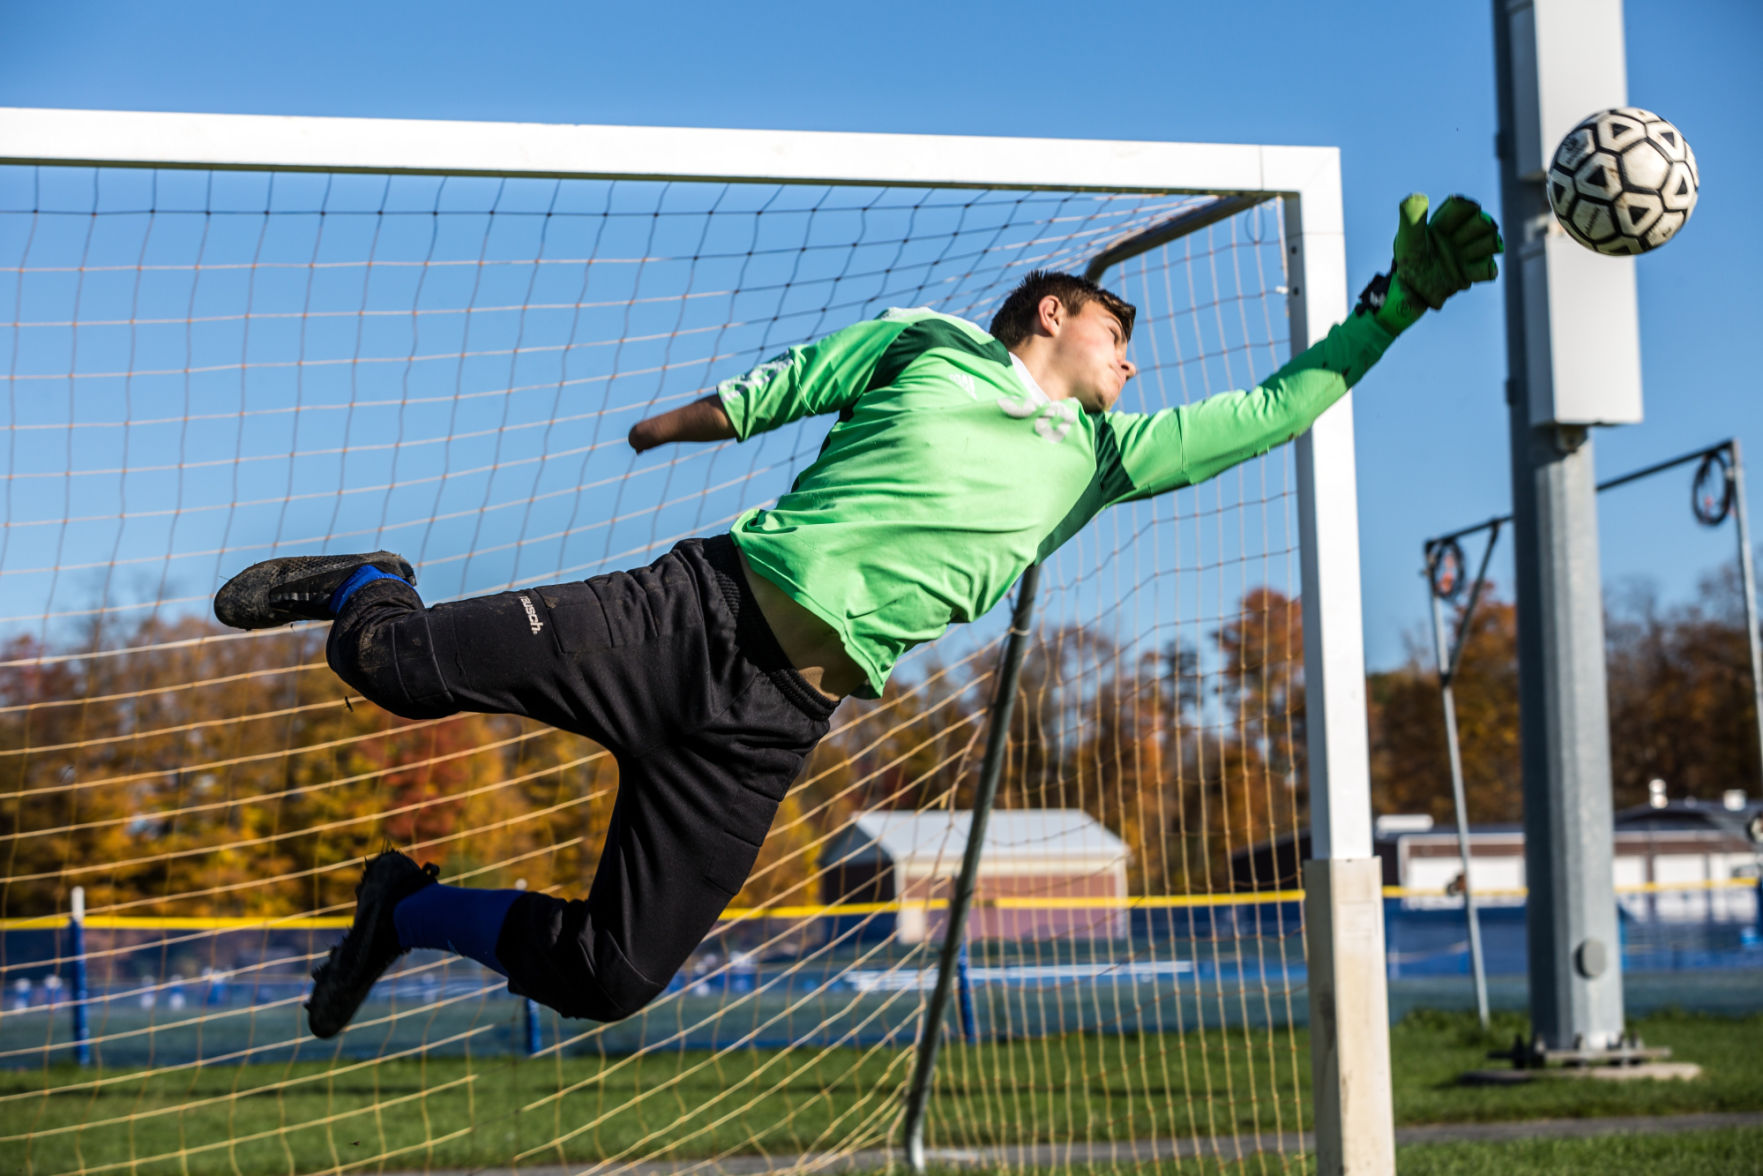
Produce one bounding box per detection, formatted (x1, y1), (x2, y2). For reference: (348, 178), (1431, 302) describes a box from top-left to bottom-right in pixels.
(2, 568), (1755, 918)
(1369, 566), (1761, 822)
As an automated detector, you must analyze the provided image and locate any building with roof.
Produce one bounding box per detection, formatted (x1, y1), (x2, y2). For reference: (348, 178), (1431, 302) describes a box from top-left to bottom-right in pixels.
(819, 809), (1130, 944)
(1228, 796), (1762, 924)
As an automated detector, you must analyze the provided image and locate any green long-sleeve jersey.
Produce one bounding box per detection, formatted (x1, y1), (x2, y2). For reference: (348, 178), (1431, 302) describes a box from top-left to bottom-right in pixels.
(718, 306), (1397, 697)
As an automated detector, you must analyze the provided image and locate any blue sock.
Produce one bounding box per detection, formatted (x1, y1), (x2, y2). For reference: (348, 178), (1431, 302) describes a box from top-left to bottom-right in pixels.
(393, 884), (521, 976)
(328, 565), (408, 615)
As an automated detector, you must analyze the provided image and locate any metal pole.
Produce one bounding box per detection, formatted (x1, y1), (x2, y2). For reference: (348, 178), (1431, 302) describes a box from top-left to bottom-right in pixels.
(1428, 590), (1491, 1029)
(1727, 440), (1763, 795)
(69, 886), (91, 1066)
(1494, 0), (1627, 1053)
(901, 564), (1039, 1176)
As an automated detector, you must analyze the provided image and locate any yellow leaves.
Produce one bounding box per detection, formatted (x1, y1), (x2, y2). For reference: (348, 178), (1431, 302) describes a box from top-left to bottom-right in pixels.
(2, 581), (1344, 930)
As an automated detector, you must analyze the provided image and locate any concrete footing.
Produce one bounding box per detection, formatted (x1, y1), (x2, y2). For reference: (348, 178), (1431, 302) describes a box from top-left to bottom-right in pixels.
(1461, 1061), (1703, 1085)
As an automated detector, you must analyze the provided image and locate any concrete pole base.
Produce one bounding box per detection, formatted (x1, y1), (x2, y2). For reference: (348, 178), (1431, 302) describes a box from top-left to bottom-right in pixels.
(1461, 1062), (1702, 1084)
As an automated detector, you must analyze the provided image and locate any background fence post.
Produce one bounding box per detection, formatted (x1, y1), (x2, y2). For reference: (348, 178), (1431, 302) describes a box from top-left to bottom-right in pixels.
(69, 885), (91, 1067)
(524, 998), (542, 1056)
(956, 939), (976, 1046)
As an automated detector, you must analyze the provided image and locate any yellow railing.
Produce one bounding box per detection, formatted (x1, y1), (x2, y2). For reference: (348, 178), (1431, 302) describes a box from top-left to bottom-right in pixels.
(1383, 877), (1759, 902)
(1, 878), (1752, 933)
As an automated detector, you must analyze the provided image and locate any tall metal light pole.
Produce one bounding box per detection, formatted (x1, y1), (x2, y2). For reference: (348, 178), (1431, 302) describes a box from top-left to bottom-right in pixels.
(1492, 0), (1638, 1052)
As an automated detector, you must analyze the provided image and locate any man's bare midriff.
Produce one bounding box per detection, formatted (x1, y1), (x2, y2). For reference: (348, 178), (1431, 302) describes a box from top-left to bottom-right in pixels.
(737, 550), (864, 703)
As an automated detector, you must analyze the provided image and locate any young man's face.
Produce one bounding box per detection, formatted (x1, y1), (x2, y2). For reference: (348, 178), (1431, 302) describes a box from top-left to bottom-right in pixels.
(1046, 297), (1137, 413)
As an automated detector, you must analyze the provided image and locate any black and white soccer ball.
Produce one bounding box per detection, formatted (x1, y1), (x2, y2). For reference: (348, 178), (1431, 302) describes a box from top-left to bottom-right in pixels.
(1547, 107), (1698, 255)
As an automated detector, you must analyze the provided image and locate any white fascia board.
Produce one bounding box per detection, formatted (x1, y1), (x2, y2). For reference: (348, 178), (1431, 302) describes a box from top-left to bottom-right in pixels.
(1, 108), (1334, 200)
(896, 854), (1127, 878)
(1408, 831), (1527, 846)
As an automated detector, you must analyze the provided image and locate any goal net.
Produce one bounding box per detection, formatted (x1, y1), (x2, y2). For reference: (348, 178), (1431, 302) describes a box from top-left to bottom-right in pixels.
(0, 110), (1357, 1175)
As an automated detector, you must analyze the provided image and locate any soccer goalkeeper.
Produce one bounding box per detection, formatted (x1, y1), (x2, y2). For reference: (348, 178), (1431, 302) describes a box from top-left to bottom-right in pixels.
(214, 194), (1500, 1039)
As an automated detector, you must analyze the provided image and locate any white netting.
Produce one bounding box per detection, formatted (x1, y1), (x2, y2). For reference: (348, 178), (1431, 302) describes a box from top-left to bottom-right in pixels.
(1, 161), (1307, 1174)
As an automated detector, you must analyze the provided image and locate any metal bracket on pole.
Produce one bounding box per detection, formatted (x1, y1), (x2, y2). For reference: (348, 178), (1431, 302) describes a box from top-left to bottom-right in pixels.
(1422, 436), (1757, 1035)
(1715, 442), (1763, 796)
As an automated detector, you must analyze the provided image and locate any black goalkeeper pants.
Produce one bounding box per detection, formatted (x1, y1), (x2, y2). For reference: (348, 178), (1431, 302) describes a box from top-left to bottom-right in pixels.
(325, 534), (837, 1022)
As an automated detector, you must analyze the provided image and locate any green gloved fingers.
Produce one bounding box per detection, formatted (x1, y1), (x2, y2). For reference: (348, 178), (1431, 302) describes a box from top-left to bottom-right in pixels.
(1391, 192), (1431, 268)
(1452, 208), (1504, 284)
(1441, 199), (1503, 284)
(1355, 193), (1503, 336)
(1428, 194), (1482, 240)
(1390, 193), (1504, 312)
(1391, 192), (1457, 310)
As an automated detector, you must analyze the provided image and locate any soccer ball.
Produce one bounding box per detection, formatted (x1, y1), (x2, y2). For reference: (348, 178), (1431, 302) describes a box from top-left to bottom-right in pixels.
(1547, 107), (1698, 255)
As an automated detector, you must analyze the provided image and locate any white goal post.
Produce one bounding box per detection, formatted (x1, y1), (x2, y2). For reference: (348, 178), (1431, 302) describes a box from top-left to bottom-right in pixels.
(0, 106), (1392, 1173)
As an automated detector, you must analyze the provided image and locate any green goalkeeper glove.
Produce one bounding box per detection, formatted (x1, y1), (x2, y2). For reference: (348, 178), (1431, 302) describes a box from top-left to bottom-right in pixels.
(1356, 193), (1503, 335)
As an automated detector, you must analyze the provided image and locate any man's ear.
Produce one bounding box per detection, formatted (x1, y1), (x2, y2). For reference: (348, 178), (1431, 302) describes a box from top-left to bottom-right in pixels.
(1036, 294), (1065, 338)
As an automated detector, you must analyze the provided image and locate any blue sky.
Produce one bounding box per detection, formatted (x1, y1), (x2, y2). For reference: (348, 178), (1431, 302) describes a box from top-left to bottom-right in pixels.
(2, 0), (1759, 670)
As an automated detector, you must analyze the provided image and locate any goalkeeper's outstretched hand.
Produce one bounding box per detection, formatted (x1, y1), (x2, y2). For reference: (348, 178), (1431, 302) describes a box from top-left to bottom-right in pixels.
(1361, 193), (1503, 334)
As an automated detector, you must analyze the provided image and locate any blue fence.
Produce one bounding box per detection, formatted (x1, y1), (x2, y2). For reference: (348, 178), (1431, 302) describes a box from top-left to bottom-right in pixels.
(4, 883), (1758, 1069)
(1386, 887), (1763, 978)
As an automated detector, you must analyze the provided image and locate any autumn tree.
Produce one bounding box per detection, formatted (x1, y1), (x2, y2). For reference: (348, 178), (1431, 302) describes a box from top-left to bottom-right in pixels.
(1368, 567), (1762, 827)
(1605, 568), (1761, 808)
(1368, 587), (1522, 825)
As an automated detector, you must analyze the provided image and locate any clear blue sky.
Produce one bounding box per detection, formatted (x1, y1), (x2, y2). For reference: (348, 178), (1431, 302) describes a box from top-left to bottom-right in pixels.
(2, 0), (1759, 669)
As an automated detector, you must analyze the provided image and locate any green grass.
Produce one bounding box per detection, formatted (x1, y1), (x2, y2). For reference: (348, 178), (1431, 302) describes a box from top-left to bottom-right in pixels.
(1396, 1125), (1763, 1175)
(1388, 1008), (1763, 1123)
(920, 1127), (1763, 1175)
(1, 1010), (1758, 1175)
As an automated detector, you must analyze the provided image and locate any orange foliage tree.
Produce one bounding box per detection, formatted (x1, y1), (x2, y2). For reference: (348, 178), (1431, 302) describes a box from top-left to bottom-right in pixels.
(1368, 588), (1522, 825)
(1368, 568), (1762, 825)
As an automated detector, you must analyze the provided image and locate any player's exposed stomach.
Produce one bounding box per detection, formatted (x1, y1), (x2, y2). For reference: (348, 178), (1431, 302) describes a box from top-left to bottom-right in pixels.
(737, 548), (867, 701)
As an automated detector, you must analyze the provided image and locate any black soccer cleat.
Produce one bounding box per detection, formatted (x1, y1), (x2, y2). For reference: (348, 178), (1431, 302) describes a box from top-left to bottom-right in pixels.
(213, 551), (414, 630)
(306, 849), (439, 1040)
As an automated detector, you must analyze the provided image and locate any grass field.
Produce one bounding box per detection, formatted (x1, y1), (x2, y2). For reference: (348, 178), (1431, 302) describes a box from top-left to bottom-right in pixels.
(917, 1127), (1763, 1174)
(0, 1010), (1758, 1175)
(1396, 1125), (1763, 1175)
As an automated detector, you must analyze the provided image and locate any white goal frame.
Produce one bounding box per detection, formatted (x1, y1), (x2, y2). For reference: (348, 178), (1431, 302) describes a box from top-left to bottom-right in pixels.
(0, 106), (1393, 1173)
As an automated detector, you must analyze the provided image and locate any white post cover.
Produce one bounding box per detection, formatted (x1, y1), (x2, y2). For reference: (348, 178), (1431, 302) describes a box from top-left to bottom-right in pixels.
(1283, 183), (1373, 865)
(1286, 178), (1396, 1174)
(1507, 0), (1642, 427)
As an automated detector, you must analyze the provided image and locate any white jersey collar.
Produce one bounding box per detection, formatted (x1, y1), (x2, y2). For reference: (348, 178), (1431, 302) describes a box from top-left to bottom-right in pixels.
(1009, 352), (1053, 406)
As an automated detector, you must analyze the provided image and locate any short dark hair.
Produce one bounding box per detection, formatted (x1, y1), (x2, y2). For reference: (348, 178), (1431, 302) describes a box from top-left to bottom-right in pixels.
(989, 270), (1137, 348)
